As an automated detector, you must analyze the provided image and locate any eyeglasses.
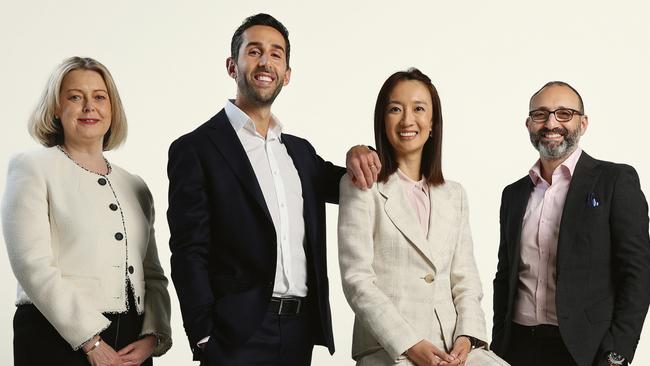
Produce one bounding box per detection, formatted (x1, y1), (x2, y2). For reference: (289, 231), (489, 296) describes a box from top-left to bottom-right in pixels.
(528, 108), (583, 123)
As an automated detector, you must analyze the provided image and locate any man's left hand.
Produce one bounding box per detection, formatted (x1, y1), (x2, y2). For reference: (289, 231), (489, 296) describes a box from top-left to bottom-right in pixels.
(346, 145), (381, 190)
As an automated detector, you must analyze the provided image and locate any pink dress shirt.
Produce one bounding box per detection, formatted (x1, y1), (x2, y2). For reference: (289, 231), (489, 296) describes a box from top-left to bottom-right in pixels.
(513, 148), (582, 326)
(396, 169), (430, 236)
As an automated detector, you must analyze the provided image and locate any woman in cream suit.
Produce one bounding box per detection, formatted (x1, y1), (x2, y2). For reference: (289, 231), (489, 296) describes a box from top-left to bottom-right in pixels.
(339, 68), (507, 366)
(2, 57), (171, 366)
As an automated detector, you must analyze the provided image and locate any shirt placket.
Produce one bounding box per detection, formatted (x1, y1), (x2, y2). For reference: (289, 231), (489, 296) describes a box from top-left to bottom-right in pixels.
(265, 137), (292, 294)
(537, 183), (555, 323)
(413, 185), (429, 235)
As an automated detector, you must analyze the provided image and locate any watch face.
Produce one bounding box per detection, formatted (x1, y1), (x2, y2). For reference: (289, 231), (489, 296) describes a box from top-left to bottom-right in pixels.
(608, 352), (625, 364)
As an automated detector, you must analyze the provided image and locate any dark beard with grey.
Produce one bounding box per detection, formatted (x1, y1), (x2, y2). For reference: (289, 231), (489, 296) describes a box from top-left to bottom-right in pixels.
(529, 126), (582, 159)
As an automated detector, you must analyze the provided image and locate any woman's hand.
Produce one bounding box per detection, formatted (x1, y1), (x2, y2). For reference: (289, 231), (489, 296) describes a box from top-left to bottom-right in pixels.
(406, 339), (459, 366)
(117, 335), (156, 366)
(84, 337), (122, 366)
(446, 336), (472, 366)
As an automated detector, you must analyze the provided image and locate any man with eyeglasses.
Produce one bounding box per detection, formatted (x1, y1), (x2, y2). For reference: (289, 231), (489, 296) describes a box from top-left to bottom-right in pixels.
(491, 81), (650, 366)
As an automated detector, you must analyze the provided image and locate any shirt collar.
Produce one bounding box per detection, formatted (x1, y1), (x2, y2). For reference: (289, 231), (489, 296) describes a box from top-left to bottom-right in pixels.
(396, 168), (428, 194)
(528, 147), (582, 185)
(224, 99), (284, 140)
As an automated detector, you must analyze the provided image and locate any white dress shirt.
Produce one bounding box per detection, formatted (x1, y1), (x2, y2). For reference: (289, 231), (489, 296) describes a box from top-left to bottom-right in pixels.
(198, 102), (310, 346)
(225, 100), (308, 298)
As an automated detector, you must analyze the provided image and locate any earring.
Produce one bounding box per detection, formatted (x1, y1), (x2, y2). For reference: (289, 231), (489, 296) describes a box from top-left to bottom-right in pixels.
(429, 130), (433, 138)
(53, 116), (61, 124)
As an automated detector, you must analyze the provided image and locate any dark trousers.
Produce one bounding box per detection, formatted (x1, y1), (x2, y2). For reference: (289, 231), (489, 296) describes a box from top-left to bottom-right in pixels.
(201, 300), (315, 366)
(505, 322), (577, 366)
(13, 287), (151, 366)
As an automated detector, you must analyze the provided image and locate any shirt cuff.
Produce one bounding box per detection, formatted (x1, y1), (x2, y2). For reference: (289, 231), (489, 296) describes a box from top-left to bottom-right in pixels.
(197, 336), (210, 348)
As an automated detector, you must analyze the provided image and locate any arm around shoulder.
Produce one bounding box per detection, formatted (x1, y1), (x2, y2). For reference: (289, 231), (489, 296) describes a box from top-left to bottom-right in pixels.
(305, 140), (346, 204)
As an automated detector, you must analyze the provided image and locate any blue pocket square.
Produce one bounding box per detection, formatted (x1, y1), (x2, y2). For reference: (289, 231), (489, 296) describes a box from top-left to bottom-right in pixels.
(587, 192), (600, 208)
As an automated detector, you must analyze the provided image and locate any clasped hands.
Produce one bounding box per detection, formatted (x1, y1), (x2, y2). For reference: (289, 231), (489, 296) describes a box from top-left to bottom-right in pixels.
(406, 337), (473, 366)
(83, 334), (156, 366)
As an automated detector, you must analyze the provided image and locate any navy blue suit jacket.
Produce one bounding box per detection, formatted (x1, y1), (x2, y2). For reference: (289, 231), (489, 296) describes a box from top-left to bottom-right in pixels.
(167, 110), (344, 362)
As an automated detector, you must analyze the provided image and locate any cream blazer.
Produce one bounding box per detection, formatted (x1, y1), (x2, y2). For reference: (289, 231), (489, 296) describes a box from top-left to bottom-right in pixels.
(338, 173), (487, 362)
(2, 147), (171, 355)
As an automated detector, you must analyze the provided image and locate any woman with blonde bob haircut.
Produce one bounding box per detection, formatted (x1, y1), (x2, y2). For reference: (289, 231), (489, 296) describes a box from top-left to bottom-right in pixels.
(29, 57), (127, 150)
(3, 56), (172, 366)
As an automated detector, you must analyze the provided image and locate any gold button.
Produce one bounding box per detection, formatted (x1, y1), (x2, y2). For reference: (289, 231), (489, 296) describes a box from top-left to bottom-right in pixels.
(424, 273), (435, 283)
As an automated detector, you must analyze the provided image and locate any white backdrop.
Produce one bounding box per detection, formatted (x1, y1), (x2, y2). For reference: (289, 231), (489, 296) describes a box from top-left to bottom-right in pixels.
(1, 1), (649, 365)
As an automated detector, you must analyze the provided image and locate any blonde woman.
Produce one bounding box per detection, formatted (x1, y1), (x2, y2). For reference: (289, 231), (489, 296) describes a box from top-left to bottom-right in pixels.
(338, 68), (508, 366)
(2, 57), (171, 366)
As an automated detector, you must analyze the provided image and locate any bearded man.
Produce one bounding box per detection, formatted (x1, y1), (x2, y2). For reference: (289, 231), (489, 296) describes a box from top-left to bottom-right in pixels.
(490, 81), (650, 366)
(167, 13), (380, 366)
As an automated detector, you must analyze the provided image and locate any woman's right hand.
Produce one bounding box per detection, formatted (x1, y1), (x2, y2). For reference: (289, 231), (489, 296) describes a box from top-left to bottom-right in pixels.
(84, 337), (122, 366)
(406, 339), (460, 366)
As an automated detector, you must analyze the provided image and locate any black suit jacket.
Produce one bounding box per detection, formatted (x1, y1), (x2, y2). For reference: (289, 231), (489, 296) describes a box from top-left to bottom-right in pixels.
(491, 152), (650, 366)
(167, 110), (345, 362)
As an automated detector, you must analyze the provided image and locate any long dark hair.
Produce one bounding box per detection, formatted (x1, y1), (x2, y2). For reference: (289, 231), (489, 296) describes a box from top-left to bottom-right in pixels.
(374, 67), (444, 186)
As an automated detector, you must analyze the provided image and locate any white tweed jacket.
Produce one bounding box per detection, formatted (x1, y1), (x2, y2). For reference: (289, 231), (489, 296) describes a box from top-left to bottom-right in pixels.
(2, 147), (171, 355)
(338, 173), (487, 362)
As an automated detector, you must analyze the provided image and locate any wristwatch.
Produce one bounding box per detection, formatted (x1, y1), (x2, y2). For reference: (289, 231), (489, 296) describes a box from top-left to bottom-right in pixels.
(459, 335), (481, 349)
(607, 351), (626, 366)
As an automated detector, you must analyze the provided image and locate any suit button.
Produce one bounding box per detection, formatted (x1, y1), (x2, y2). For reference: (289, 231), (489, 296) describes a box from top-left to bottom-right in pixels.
(115, 232), (124, 241)
(128, 266), (134, 274)
(109, 203), (118, 211)
(98, 178), (107, 186)
(424, 273), (435, 283)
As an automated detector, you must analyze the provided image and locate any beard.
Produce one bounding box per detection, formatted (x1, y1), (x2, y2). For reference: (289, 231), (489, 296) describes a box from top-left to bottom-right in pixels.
(529, 126), (582, 159)
(236, 66), (285, 107)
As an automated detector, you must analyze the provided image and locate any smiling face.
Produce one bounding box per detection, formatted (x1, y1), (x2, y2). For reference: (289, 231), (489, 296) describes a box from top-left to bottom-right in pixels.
(227, 25), (291, 108)
(55, 69), (112, 149)
(384, 80), (433, 161)
(527, 84), (588, 160)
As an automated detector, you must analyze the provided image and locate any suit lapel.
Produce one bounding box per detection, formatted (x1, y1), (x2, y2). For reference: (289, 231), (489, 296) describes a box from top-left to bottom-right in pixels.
(282, 137), (316, 247)
(205, 110), (272, 223)
(379, 174), (438, 270)
(508, 178), (533, 270)
(557, 152), (600, 269)
(282, 136), (312, 202)
(426, 183), (455, 271)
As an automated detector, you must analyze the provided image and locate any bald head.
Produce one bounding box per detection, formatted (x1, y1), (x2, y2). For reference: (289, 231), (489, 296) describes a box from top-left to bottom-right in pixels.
(529, 81), (584, 114)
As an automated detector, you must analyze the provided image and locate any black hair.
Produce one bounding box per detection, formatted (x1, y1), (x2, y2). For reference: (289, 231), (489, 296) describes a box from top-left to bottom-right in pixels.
(231, 13), (291, 67)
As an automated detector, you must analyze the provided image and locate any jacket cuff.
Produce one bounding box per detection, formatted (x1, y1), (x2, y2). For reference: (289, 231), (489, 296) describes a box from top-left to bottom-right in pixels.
(139, 331), (172, 356)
